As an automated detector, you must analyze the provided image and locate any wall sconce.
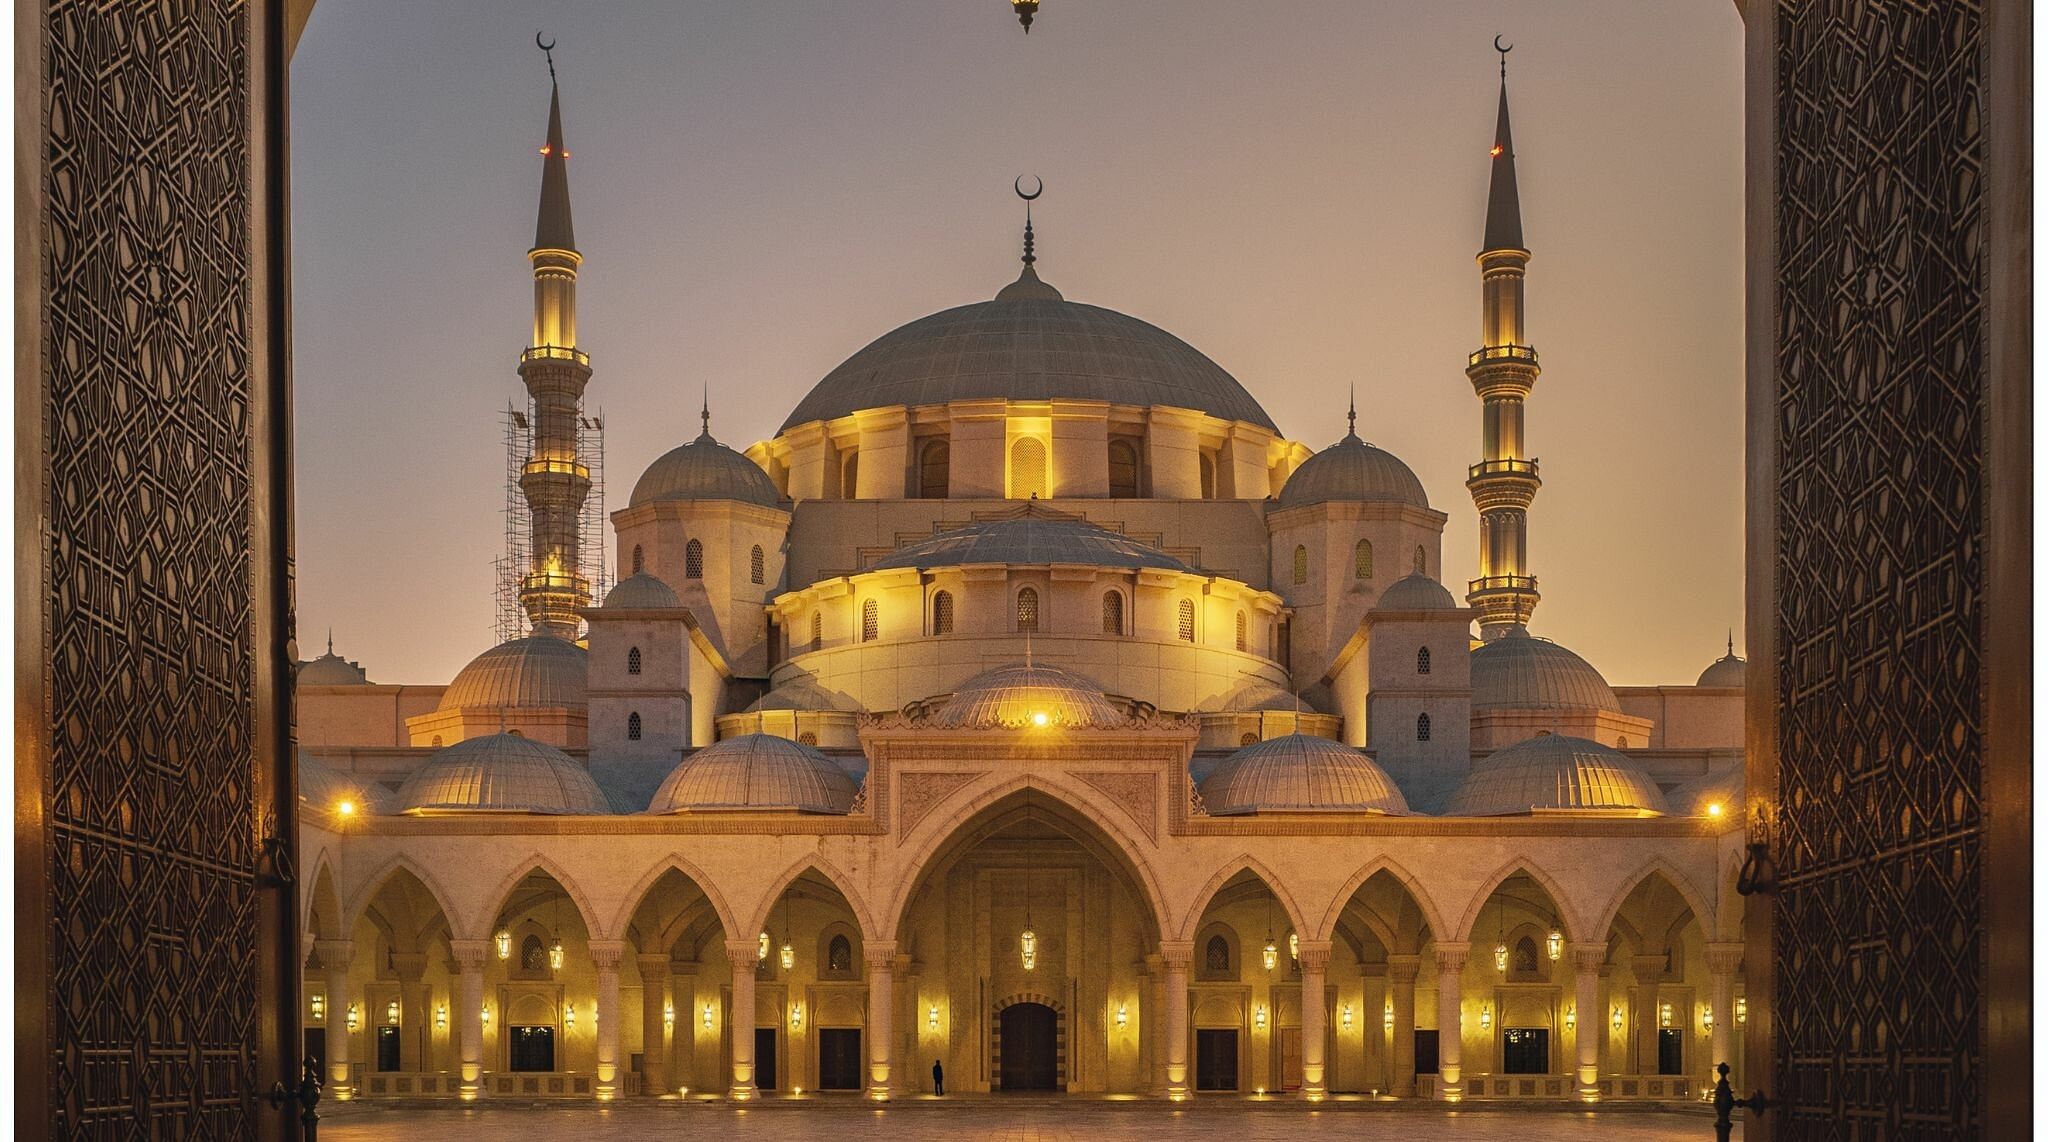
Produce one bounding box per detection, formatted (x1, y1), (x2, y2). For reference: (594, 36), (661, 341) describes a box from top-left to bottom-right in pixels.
(789, 1003), (803, 1030)
(1611, 1007), (1624, 1032)
(481, 1004), (491, 1029)
(564, 1003), (577, 1030)
(590, 1003), (598, 1027)
(435, 1005), (448, 1030)
(495, 930), (512, 960)
(1735, 997), (1747, 1025)
(1564, 1005), (1576, 1031)
(1341, 1004), (1353, 1031)
(1254, 1004), (1268, 1030)
(1288, 932), (1299, 962)
(548, 937), (565, 972)
(346, 1003), (360, 1032)
(1546, 929), (1563, 962)
(664, 1001), (675, 1030)
(1659, 1002), (1673, 1029)
(1384, 1001), (1394, 1032)
(703, 1003), (714, 1030)
(1479, 1004), (1492, 1030)
(758, 932), (771, 961)
(1701, 1007), (1715, 1033)
(929, 1004), (940, 1031)
(309, 994), (326, 1023)
(385, 1000), (400, 1025)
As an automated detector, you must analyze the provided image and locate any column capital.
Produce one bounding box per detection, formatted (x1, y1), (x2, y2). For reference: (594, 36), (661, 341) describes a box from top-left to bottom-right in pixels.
(390, 952), (429, 982)
(1157, 940), (1194, 969)
(637, 953), (672, 977)
(1704, 942), (1745, 975)
(589, 939), (626, 971)
(314, 938), (355, 971)
(864, 941), (899, 963)
(1567, 942), (1608, 972)
(725, 939), (762, 963)
(1433, 944), (1470, 974)
(449, 939), (491, 970)
(1143, 953), (1165, 973)
(1629, 952), (1668, 981)
(1296, 941), (1333, 972)
(1386, 952), (1423, 983)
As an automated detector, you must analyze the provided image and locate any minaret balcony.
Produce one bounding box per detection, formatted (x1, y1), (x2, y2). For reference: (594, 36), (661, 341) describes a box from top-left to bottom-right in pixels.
(1467, 343), (1538, 368)
(522, 344), (589, 366)
(1466, 576), (1540, 630)
(1465, 459), (1541, 511)
(523, 456), (591, 481)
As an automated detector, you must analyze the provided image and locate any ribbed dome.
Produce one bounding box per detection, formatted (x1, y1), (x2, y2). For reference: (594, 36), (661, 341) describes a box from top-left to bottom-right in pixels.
(1668, 768), (1745, 819)
(297, 641), (371, 686)
(1375, 573), (1459, 611)
(1696, 650), (1748, 688)
(1199, 680), (1319, 714)
(602, 572), (681, 610)
(1199, 734), (1410, 815)
(390, 733), (610, 815)
(629, 430), (782, 508)
(870, 510), (1193, 574)
(1277, 431), (1429, 509)
(747, 676), (862, 713)
(1444, 734), (1668, 816)
(298, 750), (367, 810)
(779, 275), (1277, 433)
(1470, 626), (1619, 713)
(925, 662), (1125, 730)
(439, 637), (588, 712)
(648, 733), (858, 814)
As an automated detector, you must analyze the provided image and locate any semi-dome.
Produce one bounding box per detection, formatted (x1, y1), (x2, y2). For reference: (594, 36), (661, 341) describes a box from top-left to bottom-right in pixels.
(925, 662), (1125, 730)
(869, 510), (1194, 574)
(1696, 642), (1748, 688)
(648, 733), (858, 814)
(439, 636), (588, 712)
(1198, 734), (1410, 815)
(1374, 573), (1459, 611)
(1470, 626), (1619, 713)
(629, 429), (781, 509)
(389, 733), (610, 815)
(1277, 429), (1430, 509)
(1444, 734), (1668, 816)
(779, 270), (1277, 434)
(602, 572), (681, 610)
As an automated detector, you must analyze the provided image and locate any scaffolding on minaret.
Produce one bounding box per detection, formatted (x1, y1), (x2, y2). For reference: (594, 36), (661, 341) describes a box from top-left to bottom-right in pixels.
(494, 402), (609, 643)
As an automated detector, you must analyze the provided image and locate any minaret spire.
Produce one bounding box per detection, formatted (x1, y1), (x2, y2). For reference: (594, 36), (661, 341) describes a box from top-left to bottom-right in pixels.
(700, 385), (712, 439)
(1346, 385), (1358, 439)
(1464, 38), (1542, 638)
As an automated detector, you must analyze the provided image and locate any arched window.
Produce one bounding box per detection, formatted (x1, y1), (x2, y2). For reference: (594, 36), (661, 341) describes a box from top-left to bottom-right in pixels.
(931, 590), (955, 635)
(1414, 545), (1427, 575)
(1617, 736), (1630, 749)
(521, 935), (547, 973)
(1240, 732), (1260, 746)
(431, 735), (443, 747)
(750, 545), (765, 584)
(861, 599), (879, 642)
(1199, 454), (1216, 499)
(1416, 712), (1432, 741)
(1513, 937), (1540, 976)
(1016, 587), (1040, 632)
(1417, 646), (1431, 674)
(919, 439), (950, 499)
(828, 935), (853, 974)
(627, 646), (642, 675)
(1108, 439), (1140, 498)
(1177, 599), (1196, 642)
(1292, 545), (1308, 585)
(1206, 935), (1232, 974)
(810, 610), (823, 650)
(627, 712), (643, 740)
(840, 451), (860, 499)
(1102, 591), (1124, 635)
(1010, 437), (1048, 500)
(1235, 611), (1247, 651)
(1354, 539), (1373, 579)
(631, 544), (644, 575)
(685, 538), (704, 579)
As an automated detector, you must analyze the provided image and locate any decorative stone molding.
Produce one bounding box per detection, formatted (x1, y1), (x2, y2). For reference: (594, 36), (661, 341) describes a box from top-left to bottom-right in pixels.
(894, 771), (986, 840)
(314, 938), (355, 972)
(1074, 771), (1159, 842)
(1386, 953), (1422, 984)
(1568, 942), (1607, 973)
(1703, 941), (1744, 976)
(588, 940), (625, 972)
(449, 939), (490, 971)
(1433, 944), (1470, 975)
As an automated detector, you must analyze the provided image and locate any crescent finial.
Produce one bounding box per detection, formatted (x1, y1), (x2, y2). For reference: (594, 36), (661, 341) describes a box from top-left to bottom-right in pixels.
(537, 32), (558, 82)
(1014, 175), (1043, 202)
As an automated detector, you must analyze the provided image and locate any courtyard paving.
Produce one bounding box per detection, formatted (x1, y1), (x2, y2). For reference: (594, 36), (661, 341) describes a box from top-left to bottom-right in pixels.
(320, 1097), (1714, 1140)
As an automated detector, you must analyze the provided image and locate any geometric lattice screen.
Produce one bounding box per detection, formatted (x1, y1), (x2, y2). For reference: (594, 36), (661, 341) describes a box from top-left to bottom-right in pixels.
(1772, 0), (1984, 1135)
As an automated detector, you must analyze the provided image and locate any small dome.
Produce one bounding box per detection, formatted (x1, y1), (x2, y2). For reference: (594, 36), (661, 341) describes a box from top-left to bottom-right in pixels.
(298, 638), (371, 686)
(747, 676), (862, 713)
(1375, 573), (1458, 611)
(1199, 680), (1319, 714)
(869, 510), (1194, 574)
(1669, 768), (1745, 819)
(648, 733), (858, 814)
(629, 430), (781, 509)
(602, 572), (681, 610)
(1470, 626), (1619, 713)
(1444, 734), (1668, 816)
(298, 750), (368, 811)
(1199, 734), (1410, 815)
(925, 662), (1125, 730)
(439, 637), (588, 712)
(1278, 431), (1429, 510)
(390, 733), (610, 815)
(1696, 647), (1748, 688)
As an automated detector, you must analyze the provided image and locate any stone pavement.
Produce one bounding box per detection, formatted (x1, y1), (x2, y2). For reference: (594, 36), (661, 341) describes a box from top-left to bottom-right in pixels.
(320, 1097), (1713, 1140)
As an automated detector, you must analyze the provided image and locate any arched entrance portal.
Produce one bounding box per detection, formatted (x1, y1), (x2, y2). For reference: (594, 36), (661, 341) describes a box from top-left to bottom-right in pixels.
(996, 1001), (1060, 1091)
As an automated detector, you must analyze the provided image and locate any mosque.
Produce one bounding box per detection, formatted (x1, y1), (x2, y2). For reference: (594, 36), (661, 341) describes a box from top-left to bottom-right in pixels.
(294, 62), (1750, 1107)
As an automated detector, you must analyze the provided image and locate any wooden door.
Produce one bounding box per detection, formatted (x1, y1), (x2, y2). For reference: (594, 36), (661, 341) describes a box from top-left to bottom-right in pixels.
(817, 1029), (862, 1090)
(1195, 1029), (1238, 1091)
(997, 1003), (1058, 1091)
(1279, 1027), (1303, 1091)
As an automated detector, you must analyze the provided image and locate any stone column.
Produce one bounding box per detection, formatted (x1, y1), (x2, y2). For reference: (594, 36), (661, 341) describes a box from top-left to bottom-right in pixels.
(1433, 945), (1467, 1101)
(673, 962), (700, 1094)
(317, 939), (355, 1100)
(1298, 942), (1330, 1100)
(1144, 953), (1167, 1096)
(591, 940), (624, 1100)
(725, 941), (759, 1100)
(1630, 953), (1665, 1076)
(1569, 943), (1604, 1102)
(451, 940), (489, 1101)
(1705, 942), (1743, 1086)
(389, 953), (429, 1073)
(865, 941), (897, 1100)
(1387, 954), (1419, 1097)
(638, 954), (671, 1096)
(1160, 941), (1192, 1100)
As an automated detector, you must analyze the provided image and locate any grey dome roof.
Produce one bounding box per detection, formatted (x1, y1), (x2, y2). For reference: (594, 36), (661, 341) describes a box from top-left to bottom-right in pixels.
(1199, 734), (1410, 815)
(926, 662), (1125, 730)
(629, 430), (782, 508)
(1199, 680), (1320, 714)
(869, 510), (1194, 574)
(1375, 573), (1459, 611)
(390, 733), (610, 815)
(602, 572), (681, 610)
(1278, 431), (1429, 509)
(1444, 734), (1668, 816)
(747, 676), (862, 713)
(779, 276), (1277, 433)
(1470, 626), (1619, 713)
(440, 636), (588, 712)
(1669, 768), (1745, 818)
(648, 733), (858, 814)
(1696, 650), (1748, 688)
(298, 638), (371, 685)
(298, 750), (367, 810)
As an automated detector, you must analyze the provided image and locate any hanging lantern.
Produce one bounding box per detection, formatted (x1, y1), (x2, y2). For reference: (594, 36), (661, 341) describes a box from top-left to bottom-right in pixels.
(1546, 929), (1563, 962)
(564, 1003), (577, 1030)
(1020, 927), (1038, 971)
(780, 941), (795, 971)
(1659, 1001), (1673, 1029)
(1564, 1005), (1576, 1031)
(1493, 940), (1508, 973)
(1735, 997), (1748, 1025)
(309, 994), (326, 1023)
(1263, 937), (1278, 973)
(758, 932), (771, 961)
(702, 1003), (714, 1029)
(385, 999), (400, 1025)
(495, 930), (512, 960)
(548, 937), (565, 971)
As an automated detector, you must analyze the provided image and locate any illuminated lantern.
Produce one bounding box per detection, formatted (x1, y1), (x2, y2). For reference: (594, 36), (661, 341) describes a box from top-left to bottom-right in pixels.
(385, 1000), (400, 1025)
(1341, 1004), (1353, 1031)
(564, 1003), (576, 1030)
(1288, 932), (1299, 961)
(1735, 997), (1748, 1025)
(481, 1004), (491, 1028)
(346, 1004), (360, 1032)
(1659, 1002), (1673, 1029)
(309, 994), (326, 1023)
(1020, 927), (1037, 971)
(789, 1003), (803, 1030)
(702, 1003), (714, 1029)
(1116, 1004), (1129, 1030)
(664, 1001), (675, 1029)
(1612, 1007), (1625, 1032)
(928, 1004), (939, 1031)
(780, 941), (795, 971)
(1564, 1006), (1576, 1031)
(1701, 1007), (1715, 1032)
(1384, 1001), (1394, 1031)
(1547, 930), (1563, 962)
(548, 937), (564, 971)
(1494, 941), (1508, 973)
(495, 930), (512, 960)
(1263, 938), (1278, 973)
(1479, 1004), (1492, 1030)
(758, 932), (771, 961)
(1254, 1004), (1267, 1030)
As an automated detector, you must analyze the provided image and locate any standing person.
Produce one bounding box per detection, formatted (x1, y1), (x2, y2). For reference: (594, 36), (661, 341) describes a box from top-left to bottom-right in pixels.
(931, 1059), (945, 1096)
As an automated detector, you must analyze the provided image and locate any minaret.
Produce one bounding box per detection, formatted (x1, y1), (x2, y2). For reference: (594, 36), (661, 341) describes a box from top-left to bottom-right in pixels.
(517, 48), (594, 639)
(1464, 45), (1542, 638)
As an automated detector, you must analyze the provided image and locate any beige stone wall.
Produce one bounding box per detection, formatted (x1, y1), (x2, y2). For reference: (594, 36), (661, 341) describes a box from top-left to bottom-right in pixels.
(1614, 686), (1743, 749)
(299, 685), (445, 748)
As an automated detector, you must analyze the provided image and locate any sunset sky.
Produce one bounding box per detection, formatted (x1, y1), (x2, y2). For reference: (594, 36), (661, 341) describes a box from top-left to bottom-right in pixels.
(289, 0), (1745, 687)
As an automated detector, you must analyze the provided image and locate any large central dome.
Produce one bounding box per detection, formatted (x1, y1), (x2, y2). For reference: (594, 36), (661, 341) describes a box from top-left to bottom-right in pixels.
(779, 269), (1278, 433)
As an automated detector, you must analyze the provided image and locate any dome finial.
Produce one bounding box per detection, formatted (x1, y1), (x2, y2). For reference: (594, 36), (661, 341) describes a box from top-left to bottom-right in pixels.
(326, 627), (334, 656)
(1015, 175), (1043, 267)
(1346, 385), (1358, 439)
(700, 384), (712, 440)
(995, 177), (1063, 301)
(1727, 629), (1735, 657)
(537, 32), (558, 84)
(1495, 34), (1512, 80)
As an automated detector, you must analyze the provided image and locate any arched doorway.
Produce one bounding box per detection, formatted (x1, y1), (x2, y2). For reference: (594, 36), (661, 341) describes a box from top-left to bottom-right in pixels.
(997, 1001), (1060, 1091)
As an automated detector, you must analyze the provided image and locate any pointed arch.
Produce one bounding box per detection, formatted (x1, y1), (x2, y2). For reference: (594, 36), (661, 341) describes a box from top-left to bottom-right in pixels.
(739, 852), (882, 946)
(1313, 855), (1451, 946)
(1588, 855), (1721, 947)
(302, 851), (343, 942)
(1174, 853), (1314, 945)
(475, 853), (605, 942)
(1450, 857), (1588, 945)
(607, 852), (742, 946)
(340, 852), (462, 942)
